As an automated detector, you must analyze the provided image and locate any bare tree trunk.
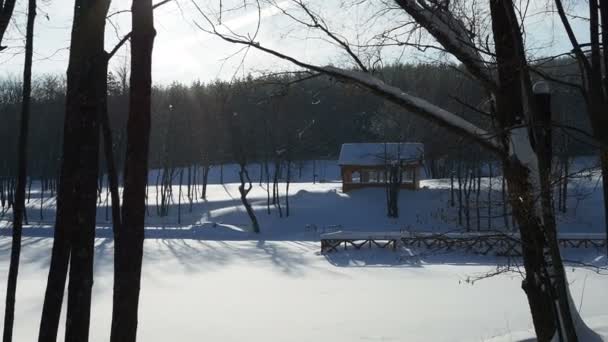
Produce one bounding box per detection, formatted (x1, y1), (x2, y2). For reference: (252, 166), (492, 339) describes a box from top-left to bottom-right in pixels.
(386, 163), (400, 218)
(285, 160), (291, 217)
(38, 1), (109, 340)
(273, 159), (282, 217)
(449, 161), (455, 207)
(178, 169), (183, 224)
(490, 2), (558, 338)
(265, 158), (271, 214)
(238, 164), (260, 233)
(110, 0), (155, 339)
(476, 166), (481, 231)
(561, 156), (569, 213)
(501, 167), (510, 230)
(201, 163), (210, 200)
(3, 1), (35, 339)
(601, 153), (608, 256)
(39, 176), (44, 222)
(457, 160), (463, 225)
(487, 162), (493, 230)
(101, 82), (122, 237)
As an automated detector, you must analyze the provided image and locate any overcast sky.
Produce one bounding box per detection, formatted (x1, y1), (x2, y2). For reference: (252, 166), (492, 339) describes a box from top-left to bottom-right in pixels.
(0, 0), (590, 85)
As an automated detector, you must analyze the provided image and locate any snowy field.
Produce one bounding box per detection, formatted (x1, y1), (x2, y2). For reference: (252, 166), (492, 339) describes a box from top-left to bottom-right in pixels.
(1, 159), (608, 341)
(1, 238), (607, 341)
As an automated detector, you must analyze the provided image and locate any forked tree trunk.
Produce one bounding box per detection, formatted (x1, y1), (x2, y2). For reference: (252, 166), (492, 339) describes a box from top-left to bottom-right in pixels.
(3, 0), (35, 340)
(238, 164), (260, 233)
(110, 0), (156, 340)
(38, 1), (109, 341)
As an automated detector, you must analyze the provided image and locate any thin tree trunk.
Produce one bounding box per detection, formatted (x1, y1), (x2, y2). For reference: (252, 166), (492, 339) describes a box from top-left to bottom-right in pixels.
(285, 160), (291, 217)
(449, 161), (455, 207)
(101, 84), (122, 237)
(178, 169), (183, 224)
(457, 161), (463, 225)
(110, 0), (155, 339)
(3, 0), (35, 339)
(476, 166), (481, 231)
(487, 162), (493, 230)
(601, 152), (608, 256)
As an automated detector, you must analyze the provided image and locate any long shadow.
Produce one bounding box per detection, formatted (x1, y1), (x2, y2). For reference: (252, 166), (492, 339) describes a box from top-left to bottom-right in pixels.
(0, 185), (457, 242)
(1, 182), (452, 223)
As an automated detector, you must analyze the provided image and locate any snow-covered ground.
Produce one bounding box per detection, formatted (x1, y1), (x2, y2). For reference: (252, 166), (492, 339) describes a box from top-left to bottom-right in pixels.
(1, 159), (605, 236)
(2, 237), (607, 341)
(1, 159), (607, 341)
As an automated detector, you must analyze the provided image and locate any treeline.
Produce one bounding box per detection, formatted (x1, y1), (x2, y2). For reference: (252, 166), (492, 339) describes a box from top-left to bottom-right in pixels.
(0, 59), (591, 184)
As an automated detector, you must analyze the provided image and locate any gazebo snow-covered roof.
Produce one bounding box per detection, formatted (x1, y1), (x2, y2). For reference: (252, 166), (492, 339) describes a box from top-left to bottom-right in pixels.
(338, 143), (424, 166)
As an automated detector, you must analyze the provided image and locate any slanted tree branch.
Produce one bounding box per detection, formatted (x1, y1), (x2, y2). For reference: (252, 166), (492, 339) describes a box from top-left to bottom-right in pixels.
(106, 0), (173, 60)
(191, 4), (505, 156)
(553, 0), (592, 75)
(394, 0), (498, 92)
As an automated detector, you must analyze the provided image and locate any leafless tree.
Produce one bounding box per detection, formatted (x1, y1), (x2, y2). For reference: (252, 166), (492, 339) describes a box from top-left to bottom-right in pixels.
(190, 0), (599, 339)
(553, 0), (608, 256)
(2, 0), (35, 340)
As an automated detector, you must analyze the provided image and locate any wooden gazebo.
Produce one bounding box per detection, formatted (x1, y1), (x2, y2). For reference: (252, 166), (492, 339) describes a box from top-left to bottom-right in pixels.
(338, 143), (424, 193)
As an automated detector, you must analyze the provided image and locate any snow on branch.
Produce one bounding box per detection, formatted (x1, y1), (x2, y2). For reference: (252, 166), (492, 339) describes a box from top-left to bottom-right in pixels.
(322, 66), (503, 154)
(394, 0), (497, 91)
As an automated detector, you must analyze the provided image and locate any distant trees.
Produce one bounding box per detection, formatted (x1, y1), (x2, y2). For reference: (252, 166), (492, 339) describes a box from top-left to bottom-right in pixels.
(0, 60), (591, 188)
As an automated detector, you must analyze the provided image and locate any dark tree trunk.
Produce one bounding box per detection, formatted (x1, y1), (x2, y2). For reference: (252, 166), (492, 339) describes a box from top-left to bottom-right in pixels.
(601, 153), (608, 256)
(178, 169), (183, 224)
(0, 0), (17, 50)
(101, 80), (122, 237)
(3, 0), (35, 340)
(386, 163), (400, 218)
(487, 162), (492, 230)
(238, 164), (260, 233)
(490, 1), (554, 339)
(110, 0), (155, 339)
(561, 156), (569, 213)
(285, 160), (291, 217)
(201, 163), (210, 200)
(475, 167), (481, 231)
(38, 0), (109, 340)
(449, 162), (455, 207)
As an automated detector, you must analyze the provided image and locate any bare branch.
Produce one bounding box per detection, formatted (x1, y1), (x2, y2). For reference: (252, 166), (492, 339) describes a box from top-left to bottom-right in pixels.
(106, 0), (174, 61)
(191, 6), (505, 156)
(394, 0), (498, 92)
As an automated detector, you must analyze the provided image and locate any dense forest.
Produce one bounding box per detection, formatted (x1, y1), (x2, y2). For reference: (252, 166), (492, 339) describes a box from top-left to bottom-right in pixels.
(0, 59), (592, 183)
